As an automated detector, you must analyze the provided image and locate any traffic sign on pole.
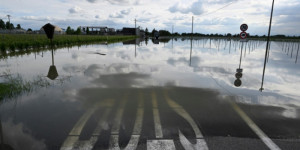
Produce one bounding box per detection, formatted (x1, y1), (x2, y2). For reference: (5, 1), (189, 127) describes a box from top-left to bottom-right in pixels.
(240, 24), (248, 31)
(240, 31), (247, 39)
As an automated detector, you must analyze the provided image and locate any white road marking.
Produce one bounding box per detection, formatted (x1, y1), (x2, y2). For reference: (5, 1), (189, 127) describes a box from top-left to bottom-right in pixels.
(60, 99), (114, 150)
(111, 94), (128, 135)
(230, 100), (281, 150)
(164, 90), (209, 150)
(163, 91), (204, 138)
(147, 139), (176, 150)
(109, 92), (144, 150)
(151, 91), (163, 138)
(60, 103), (101, 150)
(179, 130), (208, 150)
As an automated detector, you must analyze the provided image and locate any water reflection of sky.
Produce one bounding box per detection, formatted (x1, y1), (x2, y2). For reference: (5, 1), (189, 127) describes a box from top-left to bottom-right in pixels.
(1, 39), (300, 107)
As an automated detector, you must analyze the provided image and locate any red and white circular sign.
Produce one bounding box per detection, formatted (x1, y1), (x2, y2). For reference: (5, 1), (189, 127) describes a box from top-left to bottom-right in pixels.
(240, 31), (247, 39)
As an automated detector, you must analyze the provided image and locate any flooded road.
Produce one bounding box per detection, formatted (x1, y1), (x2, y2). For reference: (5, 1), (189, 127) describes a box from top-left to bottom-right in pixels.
(1, 38), (300, 150)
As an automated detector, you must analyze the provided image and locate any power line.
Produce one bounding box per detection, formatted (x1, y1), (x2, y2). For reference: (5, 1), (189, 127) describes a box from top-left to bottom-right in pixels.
(199, 0), (240, 17)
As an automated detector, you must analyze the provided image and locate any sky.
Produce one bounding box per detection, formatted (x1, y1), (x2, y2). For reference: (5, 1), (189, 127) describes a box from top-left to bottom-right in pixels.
(0, 0), (300, 36)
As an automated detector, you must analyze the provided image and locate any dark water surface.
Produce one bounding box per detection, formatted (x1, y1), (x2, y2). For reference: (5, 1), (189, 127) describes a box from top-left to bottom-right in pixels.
(0, 38), (300, 150)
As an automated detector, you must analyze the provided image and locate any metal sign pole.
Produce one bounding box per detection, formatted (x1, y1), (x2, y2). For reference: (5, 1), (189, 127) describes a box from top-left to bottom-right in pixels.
(260, 0), (275, 92)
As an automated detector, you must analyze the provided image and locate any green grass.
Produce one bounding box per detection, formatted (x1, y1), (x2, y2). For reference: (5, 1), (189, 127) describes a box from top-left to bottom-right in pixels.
(0, 83), (14, 100)
(0, 34), (136, 59)
(0, 34), (136, 51)
(0, 72), (52, 101)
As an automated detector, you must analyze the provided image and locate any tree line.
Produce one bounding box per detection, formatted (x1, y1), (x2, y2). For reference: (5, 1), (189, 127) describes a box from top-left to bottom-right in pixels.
(0, 19), (22, 30)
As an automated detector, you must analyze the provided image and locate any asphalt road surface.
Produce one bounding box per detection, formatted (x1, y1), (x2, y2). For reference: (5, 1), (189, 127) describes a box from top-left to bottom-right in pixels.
(58, 87), (300, 150)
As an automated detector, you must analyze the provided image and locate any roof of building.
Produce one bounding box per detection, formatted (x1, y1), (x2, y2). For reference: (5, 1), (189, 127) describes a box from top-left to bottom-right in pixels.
(40, 25), (63, 32)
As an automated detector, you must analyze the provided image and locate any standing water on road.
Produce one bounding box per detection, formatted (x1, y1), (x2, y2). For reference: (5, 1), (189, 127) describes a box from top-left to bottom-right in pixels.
(1, 38), (300, 150)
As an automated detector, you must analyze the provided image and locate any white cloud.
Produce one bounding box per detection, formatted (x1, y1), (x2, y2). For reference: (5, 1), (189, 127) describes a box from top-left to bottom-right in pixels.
(169, 0), (204, 15)
(1, 0), (300, 35)
(109, 8), (132, 18)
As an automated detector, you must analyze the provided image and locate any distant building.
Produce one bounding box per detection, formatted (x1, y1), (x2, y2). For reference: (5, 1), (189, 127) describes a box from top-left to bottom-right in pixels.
(121, 27), (141, 36)
(122, 27), (136, 35)
(78, 26), (117, 35)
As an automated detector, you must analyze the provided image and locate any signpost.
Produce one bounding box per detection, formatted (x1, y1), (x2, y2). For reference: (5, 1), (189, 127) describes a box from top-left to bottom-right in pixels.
(240, 24), (248, 31)
(240, 31), (247, 39)
(240, 24), (248, 42)
(235, 23), (249, 86)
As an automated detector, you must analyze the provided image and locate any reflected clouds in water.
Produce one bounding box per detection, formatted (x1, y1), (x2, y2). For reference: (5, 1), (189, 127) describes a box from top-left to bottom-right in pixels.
(1, 120), (47, 150)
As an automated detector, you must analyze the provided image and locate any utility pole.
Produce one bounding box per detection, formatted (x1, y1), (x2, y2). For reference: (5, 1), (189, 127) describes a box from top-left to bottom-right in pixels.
(191, 16), (194, 36)
(135, 18), (136, 36)
(172, 25), (174, 35)
(7, 15), (11, 30)
(260, 0), (275, 92)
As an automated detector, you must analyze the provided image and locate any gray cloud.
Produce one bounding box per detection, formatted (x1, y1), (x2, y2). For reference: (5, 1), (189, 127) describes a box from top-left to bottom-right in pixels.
(69, 6), (82, 14)
(2, 120), (47, 150)
(120, 8), (132, 15)
(87, 0), (97, 3)
(208, 0), (238, 4)
(167, 56), (201, 66)
(109, 13), (124, 18)
(169, 0), (204, 15)
(87, 0), (138, 5)
(109, 8), (132, 18)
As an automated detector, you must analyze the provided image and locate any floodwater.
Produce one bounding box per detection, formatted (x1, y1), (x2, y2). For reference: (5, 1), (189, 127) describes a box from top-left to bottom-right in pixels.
(0, 38), (300, 150)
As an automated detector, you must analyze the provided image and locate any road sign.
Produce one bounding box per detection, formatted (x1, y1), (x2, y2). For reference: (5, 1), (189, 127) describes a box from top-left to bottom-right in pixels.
(240, 24), (248, 31)
(240, 31), (247, 39)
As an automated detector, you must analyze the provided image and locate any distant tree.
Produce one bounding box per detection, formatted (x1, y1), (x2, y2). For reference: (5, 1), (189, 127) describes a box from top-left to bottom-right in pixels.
(226, 33), (232, 37)
(151, 28), (157, 36)
(0, 19), (5, 29)
(10, 23), (15, 29)
(145, 28), (149, 36)
(66, 26), (71, 34)
(159, 30), (171, 36)
(5, 21), (10, 29)
(16, 24), (21, 29)
(86, 27), (90, 34)
(75, 27), (81, 35)
(173, 32), (180, 36)
(27, 28), (32, 32)
(246, 33), (250, 37)
(66, 26), (74, 34)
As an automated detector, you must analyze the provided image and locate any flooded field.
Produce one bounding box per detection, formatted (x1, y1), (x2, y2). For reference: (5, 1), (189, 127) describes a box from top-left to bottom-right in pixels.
(1, 38), (300, 150)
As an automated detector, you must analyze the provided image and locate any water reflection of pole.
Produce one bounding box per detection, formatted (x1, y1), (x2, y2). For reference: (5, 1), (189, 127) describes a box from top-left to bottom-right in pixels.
(190, 16), (193, 66)
(190, 38), (193, 66)
(210, 38), (211, 49)
(229, 39), (231, 54)
(260, 0), (275, 92)
(51, 49), (54, 66)
(244, 41), (247, 58)
(239, 43), (243, 69)
(296, 43), (299, 64)
(135, 43), (136, 58)
(267, 42), (271, 62)
(0, 117), (3, 148)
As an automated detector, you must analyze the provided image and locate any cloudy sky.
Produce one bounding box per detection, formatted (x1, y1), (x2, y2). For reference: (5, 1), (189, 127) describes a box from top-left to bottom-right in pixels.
(0, 0), (299, 35)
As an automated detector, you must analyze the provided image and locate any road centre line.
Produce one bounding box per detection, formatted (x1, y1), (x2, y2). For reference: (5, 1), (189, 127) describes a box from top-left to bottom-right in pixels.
(151, 91), (163, 138)
(230, 100), (281, 150)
